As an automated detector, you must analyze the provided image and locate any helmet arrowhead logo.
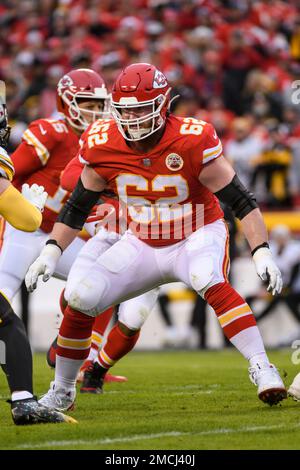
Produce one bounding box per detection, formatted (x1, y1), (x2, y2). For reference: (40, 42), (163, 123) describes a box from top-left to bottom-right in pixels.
(57, 74), (74, 94)
(153, 70), (168, 89)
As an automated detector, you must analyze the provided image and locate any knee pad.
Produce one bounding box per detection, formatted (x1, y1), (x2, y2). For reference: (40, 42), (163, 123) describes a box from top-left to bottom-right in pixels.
(68, 276), (109, 317)
(0, 292), (14, 326)
(118, 289), (159, 330)
(118, 306), (146, 330)
(188, 256), (214, 296)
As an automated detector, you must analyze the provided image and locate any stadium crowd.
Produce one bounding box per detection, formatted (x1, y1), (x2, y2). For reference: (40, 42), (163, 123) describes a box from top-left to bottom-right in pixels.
(0, 0), (300, 209)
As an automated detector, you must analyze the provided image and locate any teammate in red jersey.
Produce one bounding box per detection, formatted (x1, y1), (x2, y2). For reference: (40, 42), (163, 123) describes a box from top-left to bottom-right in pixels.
(27, 63), (286, 411)
(0, 68), (129, 419)
(0, 86), (75, 424)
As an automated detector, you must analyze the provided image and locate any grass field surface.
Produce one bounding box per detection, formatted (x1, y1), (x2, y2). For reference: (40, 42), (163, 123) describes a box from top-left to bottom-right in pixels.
(0, 349), (300, 450)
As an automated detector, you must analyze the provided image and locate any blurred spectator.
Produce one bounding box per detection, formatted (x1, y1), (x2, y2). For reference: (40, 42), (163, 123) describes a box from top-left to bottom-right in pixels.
(289, 16), (300, 60)
(222, 29), (263, 114)
(195, 50), (223, 106)
(38, 65), (65, 118)
(242, 70), (283, 121)
(225, 117), (264, 189)
(251, 121), (293, 208)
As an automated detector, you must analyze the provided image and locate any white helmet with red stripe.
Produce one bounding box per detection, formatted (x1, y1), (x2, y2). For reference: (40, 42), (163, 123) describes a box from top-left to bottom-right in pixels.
(111, 63), (172, 141)
(57, 68), (110, 131)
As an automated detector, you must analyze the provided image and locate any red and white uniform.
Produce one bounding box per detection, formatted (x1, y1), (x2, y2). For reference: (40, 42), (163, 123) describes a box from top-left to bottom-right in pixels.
(60, 152), (160, 326)
(12, 118), (79, 233)
(64, 116), (230, 327)
(79, 116), (224, 246)
(0, 118), (86, 301)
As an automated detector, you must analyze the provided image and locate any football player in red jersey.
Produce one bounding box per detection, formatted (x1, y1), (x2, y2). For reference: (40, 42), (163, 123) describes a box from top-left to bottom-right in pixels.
(0, 68), (128, 421)
(0, 88), (76, 424)
(46, 153), (158, 390)
(27, 63), (287, 410)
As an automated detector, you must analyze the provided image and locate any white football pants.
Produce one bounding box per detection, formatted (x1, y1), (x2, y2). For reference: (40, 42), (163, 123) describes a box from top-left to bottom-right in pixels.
(65, 219), (229, 329)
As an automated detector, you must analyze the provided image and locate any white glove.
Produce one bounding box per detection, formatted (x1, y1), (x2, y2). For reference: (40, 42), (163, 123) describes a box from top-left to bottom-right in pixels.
(25, 244), (62, 292)
(21, 183), (48, 212)
(252, 247), (283, 295)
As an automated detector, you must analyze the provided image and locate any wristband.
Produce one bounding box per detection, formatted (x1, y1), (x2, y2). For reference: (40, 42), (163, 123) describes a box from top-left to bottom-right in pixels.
(46, 239), (63, 254)
(251, 242), (269, 257)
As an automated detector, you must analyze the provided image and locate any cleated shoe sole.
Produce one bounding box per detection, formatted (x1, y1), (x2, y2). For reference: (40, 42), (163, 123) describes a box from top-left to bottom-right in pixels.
(258, 388), (287, 406)
(11, 398), (77, 425)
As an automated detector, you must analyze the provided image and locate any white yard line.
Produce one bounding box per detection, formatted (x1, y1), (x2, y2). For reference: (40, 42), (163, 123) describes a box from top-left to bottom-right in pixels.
(16, 423), (300, 449)
(100, 386), (217, 395)
(104, 389), (214, 395)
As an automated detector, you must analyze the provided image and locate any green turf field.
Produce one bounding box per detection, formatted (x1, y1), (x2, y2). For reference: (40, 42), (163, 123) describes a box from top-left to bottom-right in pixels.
(0, 349), (300, 450)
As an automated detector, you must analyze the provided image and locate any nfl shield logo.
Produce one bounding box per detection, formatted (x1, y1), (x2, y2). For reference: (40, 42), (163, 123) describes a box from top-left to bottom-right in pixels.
(143, 158), (151, 167)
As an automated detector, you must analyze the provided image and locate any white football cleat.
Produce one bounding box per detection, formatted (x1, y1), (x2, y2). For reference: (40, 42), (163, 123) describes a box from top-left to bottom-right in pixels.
(288, 372), (300, 401)
(248, 363), (287, 405)
(39, 382), (76, 412)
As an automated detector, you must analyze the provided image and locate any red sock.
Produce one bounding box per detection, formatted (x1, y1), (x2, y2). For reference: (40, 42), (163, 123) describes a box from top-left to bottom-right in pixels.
(97, 323), (140, 369)
(57, 305), (94, 360)
(205, 282), (257, 340)
(90, 307), (114, 354)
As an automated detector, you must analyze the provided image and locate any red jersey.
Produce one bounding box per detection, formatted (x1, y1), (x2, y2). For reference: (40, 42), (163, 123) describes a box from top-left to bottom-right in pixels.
(11, 118), (79, 233)
(79, 115), (224, 247)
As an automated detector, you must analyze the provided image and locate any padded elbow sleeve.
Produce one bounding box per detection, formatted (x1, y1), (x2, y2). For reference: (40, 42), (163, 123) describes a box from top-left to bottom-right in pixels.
(57, 177), (103, 230)
(214, 175), (258, 220)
